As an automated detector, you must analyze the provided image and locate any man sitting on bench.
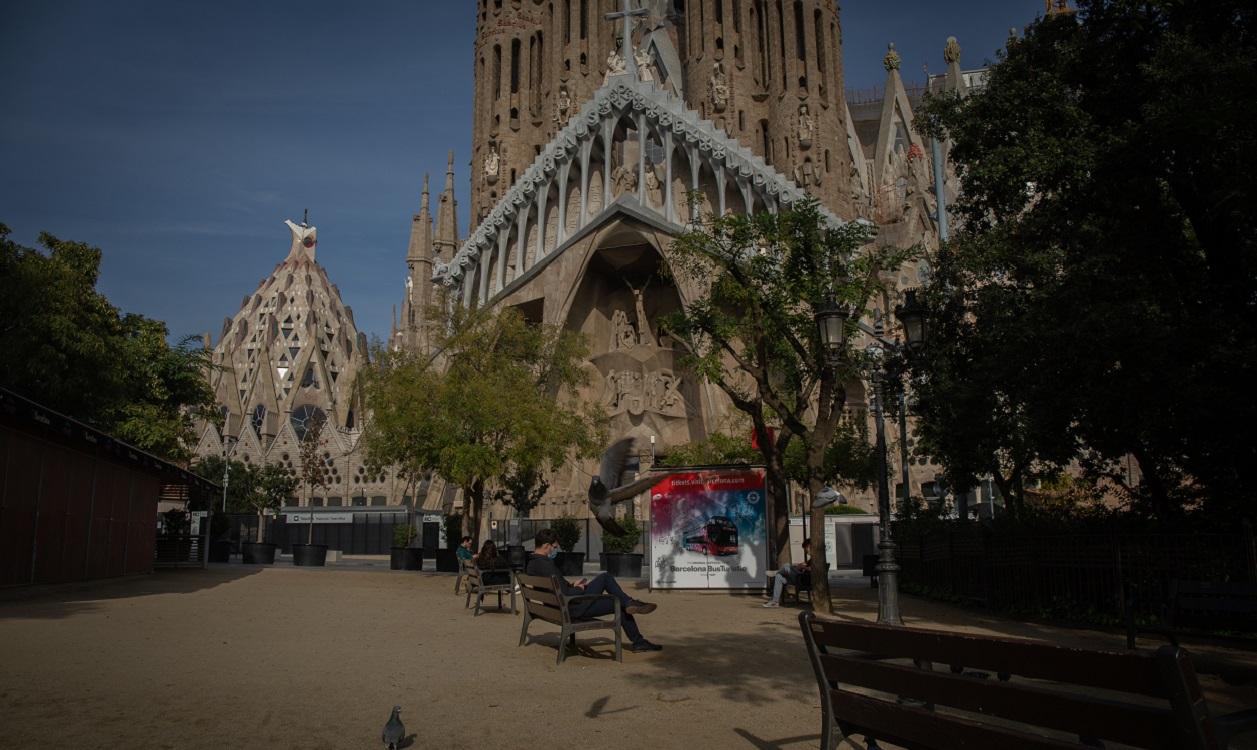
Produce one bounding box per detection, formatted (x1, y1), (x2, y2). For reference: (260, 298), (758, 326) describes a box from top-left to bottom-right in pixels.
(526, 528), (663, 652)
(763, 538), (811, 608)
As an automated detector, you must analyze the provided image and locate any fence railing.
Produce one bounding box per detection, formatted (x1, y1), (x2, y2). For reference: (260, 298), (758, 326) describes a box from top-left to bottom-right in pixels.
(154, 535), (203, 568)
(895, 523), (1257, 626)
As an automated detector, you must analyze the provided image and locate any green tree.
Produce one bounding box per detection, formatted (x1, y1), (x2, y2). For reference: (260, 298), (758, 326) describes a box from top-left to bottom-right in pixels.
(190, 456), (256, 513)
(664, 200), (910, 612)
(0, 224), (215, 460)
(250, 464), (297, 543)
(363, 304), (601, 544)
(917, 0), (1257, 519)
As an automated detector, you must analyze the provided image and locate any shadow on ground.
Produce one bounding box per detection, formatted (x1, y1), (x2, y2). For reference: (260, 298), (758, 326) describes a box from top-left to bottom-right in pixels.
(0, 566), (263, 620)
(622, 617), (816, 706)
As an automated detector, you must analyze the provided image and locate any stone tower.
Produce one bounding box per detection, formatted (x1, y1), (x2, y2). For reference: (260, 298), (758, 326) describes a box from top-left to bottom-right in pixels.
(469, 0), (852, 223)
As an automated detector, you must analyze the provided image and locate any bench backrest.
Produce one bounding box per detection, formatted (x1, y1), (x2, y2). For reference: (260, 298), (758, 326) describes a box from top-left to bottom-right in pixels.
(799, 611), (1220, 750)
(518, 573), (569, 626)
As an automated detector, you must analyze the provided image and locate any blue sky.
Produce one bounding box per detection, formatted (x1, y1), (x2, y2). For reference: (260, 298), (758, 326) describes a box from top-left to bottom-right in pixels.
(1, 1), (1045, 343)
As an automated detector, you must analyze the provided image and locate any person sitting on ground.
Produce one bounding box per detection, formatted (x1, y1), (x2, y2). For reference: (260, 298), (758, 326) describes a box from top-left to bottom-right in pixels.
(455, 535), (474, 563)
(473, 539), (511, 586)
(525, 528), (662, 652)
(763, 538), (811, 608)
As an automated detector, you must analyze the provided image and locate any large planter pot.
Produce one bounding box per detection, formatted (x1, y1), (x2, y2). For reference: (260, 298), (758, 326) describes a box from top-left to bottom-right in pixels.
(434, 548), (460, 572)
(506, 545), (528, 569)
(208, 540), (232, 563)
(390, 547), (424, 571)
(292, 543), (328, 567)
(556, 551), (585, 576)
(242, 542), (277, 565)
(600, 552), (643, 579)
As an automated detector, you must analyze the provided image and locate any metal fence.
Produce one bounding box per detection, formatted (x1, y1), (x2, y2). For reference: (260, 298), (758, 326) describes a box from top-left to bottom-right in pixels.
(154, 535), (203, 568)
(895, 522), (1257, 626)
(487, 517), (647, 558)
(220, 512), (410, 555)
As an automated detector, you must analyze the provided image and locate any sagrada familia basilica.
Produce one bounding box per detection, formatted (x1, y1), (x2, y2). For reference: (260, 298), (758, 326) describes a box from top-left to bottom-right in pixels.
(194, 1), (1074, 522)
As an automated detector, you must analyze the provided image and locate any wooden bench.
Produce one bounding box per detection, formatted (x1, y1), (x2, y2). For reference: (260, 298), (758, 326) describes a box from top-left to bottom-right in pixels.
(464, 564), (516, 616)
(517, 573), (622, 665)
(766, 570), (815, 605)
(1127, 580), (1257, 650)
(800, 610), (1257, 749)
(454, 559), (470, 594)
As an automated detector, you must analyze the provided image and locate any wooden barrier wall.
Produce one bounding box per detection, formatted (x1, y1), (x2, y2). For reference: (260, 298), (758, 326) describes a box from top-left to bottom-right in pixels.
(0, 425), (161, 587)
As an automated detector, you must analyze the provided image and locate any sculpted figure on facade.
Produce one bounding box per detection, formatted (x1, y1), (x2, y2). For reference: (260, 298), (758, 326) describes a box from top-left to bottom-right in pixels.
(624, 277), (655, 348)
(635, 46), (656, 83)
(797, 104), (815, 150)
(612, 164), (638, 197)
(604, 47), (627, 83)
(708, 62), (729, 113)
(611, 309), (637, 350)
(483, 142), (500, 184)
(643, 165), (663, 207)
(553, 85), (573, 128)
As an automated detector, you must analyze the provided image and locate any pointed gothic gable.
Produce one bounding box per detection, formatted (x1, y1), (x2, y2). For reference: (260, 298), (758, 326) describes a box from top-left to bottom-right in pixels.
(433, 75), (860, 307)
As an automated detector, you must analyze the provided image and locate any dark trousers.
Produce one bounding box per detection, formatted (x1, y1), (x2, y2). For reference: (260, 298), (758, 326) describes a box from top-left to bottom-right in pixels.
(569, 572), (644, 643)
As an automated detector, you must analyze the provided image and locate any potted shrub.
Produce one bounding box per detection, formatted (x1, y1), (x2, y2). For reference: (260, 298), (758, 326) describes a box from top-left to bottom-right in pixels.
(292, 416), (330, 567)
(390, 523), (424, 571)
(434, 513), (463, 572)
(243, 464), (294, 565)
(552, 515), (584, 576)
(599, 516), (644, 578)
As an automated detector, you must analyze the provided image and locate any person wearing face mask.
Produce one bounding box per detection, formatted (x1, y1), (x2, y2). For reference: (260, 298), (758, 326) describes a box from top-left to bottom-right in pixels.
(525, 528), (662, 652)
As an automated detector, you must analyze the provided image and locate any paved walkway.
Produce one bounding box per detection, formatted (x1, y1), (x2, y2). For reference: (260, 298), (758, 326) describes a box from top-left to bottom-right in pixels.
(0, 565), (1253, 749)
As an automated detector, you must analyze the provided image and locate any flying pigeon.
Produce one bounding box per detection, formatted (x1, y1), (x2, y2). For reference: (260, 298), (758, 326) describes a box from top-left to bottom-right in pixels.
(382, 705), (405, 750)
(588, 437), (685, 535)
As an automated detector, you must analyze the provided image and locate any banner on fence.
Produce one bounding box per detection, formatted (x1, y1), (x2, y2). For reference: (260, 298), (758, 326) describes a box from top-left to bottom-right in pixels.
(649, 468), (768, 590)
(284, 512), (355, 525)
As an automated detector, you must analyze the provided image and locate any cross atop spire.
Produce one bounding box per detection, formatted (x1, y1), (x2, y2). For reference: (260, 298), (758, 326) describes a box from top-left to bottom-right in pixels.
(606, 0), (649, 81)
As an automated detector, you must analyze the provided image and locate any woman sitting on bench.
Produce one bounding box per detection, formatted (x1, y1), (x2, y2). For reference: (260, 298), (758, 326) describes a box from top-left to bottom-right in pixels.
(763, 538), (811, 608)
(473, 540), (511, 586)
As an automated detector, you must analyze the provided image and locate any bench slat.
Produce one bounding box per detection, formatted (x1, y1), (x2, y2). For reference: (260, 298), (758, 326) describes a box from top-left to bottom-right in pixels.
(808, 618), (1168, 698)
(819, 652), (1178, 749)
(520, 588), (561, 608)
(829, 690), (1085, 750)
(524, 600), (564, 624)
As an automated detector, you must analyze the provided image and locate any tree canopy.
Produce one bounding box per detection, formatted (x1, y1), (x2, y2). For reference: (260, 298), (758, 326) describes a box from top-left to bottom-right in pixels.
(915, 0), (1257, 520)
(0, 224), (215, 461)
(664, 200), (909, 612)
(363, 304), (601, 542)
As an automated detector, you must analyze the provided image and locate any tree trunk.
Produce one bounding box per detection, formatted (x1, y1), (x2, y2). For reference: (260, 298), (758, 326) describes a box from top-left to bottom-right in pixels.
(256, 510), (265, 544)
(764, 452), (793, 569)
(466, 479), (486, 546)
(807, 478), (833, 614)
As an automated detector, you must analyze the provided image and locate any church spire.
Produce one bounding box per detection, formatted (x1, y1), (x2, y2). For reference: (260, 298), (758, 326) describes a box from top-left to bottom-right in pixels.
(407, 174), (432, 265)
(1045, 0), (1076, 15)
(434, 150), (459, 263)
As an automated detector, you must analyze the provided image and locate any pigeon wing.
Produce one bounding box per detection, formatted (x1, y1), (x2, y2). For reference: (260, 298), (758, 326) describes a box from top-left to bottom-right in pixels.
(605, 469), (688, 504)
(590, 498), (626, 536)
(598, 437), (635, 490)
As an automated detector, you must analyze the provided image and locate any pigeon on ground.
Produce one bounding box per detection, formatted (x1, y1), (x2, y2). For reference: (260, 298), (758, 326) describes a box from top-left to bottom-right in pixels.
(382, 705), (405, 750)
(587, 438), (686, 535)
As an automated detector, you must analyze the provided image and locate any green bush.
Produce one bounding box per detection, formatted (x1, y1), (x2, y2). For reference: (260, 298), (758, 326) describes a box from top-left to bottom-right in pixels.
(392, 523), (416, 547)
(825, 504), (873, 515)
(552, 515), (582, 552)
(602, 516), (642, 554)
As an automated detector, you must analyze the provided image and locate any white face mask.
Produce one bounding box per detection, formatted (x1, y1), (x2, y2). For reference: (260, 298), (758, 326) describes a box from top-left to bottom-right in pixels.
(546, 546), (559, 559)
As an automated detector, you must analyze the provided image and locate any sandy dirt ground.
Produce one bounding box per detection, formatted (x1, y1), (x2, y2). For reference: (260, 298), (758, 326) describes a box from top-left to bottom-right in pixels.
(1, 565), (1255, 750)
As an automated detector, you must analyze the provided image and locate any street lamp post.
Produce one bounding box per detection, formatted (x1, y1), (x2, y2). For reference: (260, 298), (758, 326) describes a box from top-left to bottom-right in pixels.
(815, 289), (927, 625)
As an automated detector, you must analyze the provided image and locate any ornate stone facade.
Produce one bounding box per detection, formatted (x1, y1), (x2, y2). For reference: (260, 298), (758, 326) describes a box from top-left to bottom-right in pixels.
(194, 220), (406, 507)
(401, 3), (987, 523)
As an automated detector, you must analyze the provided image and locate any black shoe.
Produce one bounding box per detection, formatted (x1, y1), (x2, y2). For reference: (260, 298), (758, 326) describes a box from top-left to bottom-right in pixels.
(625, 599), (657, 615)
(629, 639), (663, 652)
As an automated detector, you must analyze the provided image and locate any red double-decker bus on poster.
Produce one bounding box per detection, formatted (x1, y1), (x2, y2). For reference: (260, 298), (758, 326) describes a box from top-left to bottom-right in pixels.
(680, 515), (739, 556)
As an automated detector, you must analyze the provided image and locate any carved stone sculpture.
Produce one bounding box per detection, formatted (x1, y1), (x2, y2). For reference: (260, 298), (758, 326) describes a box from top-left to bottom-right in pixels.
(797, 104), (814, 150)
(708, 62), (729, 113)
(612, 164), (638, 197)
(635, 46), (656, 83)
(604, 48), (627, 83)
(484, 143), (500, 184)
(553, 85), (572, 128)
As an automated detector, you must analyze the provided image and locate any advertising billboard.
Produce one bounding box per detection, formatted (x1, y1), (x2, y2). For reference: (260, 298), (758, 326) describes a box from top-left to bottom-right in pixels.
(649, 468), (768, 590)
